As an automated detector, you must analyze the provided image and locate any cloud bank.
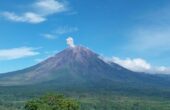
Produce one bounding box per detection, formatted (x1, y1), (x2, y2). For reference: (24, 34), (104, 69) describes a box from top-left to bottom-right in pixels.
(1, 0), (68, 24)
(112, 57), (170, 74)
(0, 47), (39, 60)
(100, 56), (170, 74)
(2, 12), (46, 24)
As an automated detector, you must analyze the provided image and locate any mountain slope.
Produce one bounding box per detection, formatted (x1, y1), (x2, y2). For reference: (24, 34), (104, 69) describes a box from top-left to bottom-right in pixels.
(0, 46), (170, 91)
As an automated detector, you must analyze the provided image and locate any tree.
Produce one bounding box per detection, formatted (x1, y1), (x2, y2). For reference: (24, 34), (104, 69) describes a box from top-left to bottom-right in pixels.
(24, 93), (80, 110)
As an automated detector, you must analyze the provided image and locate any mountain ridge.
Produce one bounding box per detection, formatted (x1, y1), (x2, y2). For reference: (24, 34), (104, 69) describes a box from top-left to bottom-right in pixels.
(0, 46), (170, 91)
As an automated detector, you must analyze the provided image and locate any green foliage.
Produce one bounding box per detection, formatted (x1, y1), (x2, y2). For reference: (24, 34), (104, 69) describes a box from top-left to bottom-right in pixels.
(24, 93), (80, 110)
(1, 85), (170, 110)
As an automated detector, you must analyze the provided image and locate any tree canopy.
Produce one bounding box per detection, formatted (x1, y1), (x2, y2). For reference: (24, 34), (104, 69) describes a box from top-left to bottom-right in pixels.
(24, 93), (80, 110)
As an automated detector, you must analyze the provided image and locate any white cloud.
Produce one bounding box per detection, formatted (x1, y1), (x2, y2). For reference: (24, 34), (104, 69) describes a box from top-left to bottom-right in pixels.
(2, 12), (46, 24)
(66, 37), (75, 47)
(99, 56), (170, 74)
(155, 66), (170, 74)
(111, 57), (170, 74)
(112, 57), (151, 72)
(1, 0), (68, 24)
(42, 34), (56, 40)
(34, 0), (67, 16)
(0, 47), (39, 60)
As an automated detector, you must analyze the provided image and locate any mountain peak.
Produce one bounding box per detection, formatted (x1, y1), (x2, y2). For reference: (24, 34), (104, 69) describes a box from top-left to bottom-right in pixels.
(66, 45), (92, 53)
(55, 45), (97, 63)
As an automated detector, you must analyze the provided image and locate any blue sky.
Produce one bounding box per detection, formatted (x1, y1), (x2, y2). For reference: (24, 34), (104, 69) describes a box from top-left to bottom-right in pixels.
(0, 0), (170, 74)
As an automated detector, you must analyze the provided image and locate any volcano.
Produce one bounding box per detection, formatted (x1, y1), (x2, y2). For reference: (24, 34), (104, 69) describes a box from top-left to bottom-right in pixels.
(0, 46), (170, 91)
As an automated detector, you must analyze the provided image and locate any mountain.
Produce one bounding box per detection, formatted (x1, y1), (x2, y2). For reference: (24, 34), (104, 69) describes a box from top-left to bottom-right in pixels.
(0, 46), (170, 91)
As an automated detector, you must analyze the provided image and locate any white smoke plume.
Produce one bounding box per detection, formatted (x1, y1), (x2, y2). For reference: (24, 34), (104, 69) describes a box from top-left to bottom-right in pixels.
(66, 37), (75, 47)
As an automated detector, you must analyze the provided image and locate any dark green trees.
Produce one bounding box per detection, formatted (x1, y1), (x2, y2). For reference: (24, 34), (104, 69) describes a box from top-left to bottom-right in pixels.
(24, 94), (80, 110)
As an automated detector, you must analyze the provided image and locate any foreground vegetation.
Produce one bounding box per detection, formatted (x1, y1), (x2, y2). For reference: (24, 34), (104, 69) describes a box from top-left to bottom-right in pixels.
(1, 85), (170, 110)
(25, 93), (79, 110)
(1, 92), (170, 110)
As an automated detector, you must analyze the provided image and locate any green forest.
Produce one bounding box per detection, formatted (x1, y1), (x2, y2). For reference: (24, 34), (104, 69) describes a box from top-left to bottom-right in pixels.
(1, 86), (170, 110)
